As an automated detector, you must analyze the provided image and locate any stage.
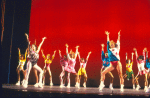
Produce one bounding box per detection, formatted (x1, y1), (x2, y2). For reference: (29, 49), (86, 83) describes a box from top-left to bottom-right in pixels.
(2, 84), (150, 97)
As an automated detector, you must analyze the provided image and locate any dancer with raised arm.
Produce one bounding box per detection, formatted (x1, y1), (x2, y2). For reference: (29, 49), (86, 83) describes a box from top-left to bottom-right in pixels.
(99, 31), (124, 92)
(145, 49), (150, 88)
(99, 44), (114, 90)
(59, 50), (69, 87)
(76, 51), (91, 88)
(63, 44), (79, 88)
(133, 48), (148, 92)
(16, 48), (27, 85)
(123, 52), (135, 89)
(41, 49), (56, 86)
(23, 33), (46, 88)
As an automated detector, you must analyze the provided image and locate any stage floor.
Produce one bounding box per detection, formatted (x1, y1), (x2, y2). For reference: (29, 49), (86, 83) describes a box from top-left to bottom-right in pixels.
(2, 84), (150, 97)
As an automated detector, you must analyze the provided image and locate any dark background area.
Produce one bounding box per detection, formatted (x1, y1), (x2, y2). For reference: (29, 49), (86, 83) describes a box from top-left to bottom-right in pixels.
(2, 0), (31, 84)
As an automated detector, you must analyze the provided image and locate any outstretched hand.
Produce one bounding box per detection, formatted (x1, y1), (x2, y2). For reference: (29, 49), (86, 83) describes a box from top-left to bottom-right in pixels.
(75, 46), (79, 48)
(25, 33), (28, 39)
(105, 31), (110, 35)
(143, 48), (147, 52)
(101, 44), (104, 47)
(89, 51), (92, 54)
(133, 48), (137, 51)
(131, 52), (134, 55)
(54, 50), (56, 53)
(65, 44), (69, 47)
(42, 37), (46, 40)
(18, 48), (20, 51)
(59, 50), (61, 53)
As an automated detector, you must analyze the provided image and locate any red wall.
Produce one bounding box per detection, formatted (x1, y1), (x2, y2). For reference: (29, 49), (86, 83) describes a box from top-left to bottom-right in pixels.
(29, 0), (150, 87)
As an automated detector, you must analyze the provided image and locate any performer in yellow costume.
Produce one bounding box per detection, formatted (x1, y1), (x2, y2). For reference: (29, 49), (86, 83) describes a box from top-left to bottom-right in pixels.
(16, 48), (27, 85)
(76, 51), (91, 88)
(41, 49), (56, 86)
(123, 52), (135, 89)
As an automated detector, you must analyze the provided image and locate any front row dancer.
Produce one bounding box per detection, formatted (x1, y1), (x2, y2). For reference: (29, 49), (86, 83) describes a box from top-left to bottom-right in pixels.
(133, 48), (149, 92)
(41, 49), (56, 86)
(23, 33), (46, 88)
(99, 31), (124, 92)
(99, 44), (114, 90)
(123, 52), (135, 89)
(76, 51), (91, 88)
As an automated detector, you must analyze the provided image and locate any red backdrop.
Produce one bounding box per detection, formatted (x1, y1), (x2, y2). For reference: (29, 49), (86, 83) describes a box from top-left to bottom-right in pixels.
(29, 0), (150, 87)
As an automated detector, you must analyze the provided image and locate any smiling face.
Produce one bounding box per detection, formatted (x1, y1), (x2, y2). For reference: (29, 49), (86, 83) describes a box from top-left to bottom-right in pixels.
(109, 40), (115, 48)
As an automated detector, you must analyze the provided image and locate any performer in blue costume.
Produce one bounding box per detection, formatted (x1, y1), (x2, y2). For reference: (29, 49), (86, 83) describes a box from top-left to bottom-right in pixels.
(99, 44), (114, 90)
(99, 31), (124, 92)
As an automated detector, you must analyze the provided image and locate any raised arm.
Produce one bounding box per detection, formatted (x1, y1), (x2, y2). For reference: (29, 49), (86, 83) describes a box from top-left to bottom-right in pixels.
(78, 52), (81, 61)
(18, 48), (21, 57)
(86, 51), (91, 61)
(37, 37), (46, 53)
(101, 44), (105, 60)
(143, 48), (147, 61)
(105, 31), (110, 42)
(41, 49), (45, 59)
(75, 45), (79, 59)
(125, 53), (128, 60)
(66, 44), (70, 59)
(118, 30), (121, 42)
(133, 48), (138, 60)
(131, 52), (134, 62)
(59, 50), (62, 57)
(51, 50), (56, 60)
(24, 48), (28, 61)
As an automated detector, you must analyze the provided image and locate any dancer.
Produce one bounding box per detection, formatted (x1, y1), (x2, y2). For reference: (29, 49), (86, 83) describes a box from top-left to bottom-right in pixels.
(41, 49), (56, 86)
(133, 48), (148, 92)
(16, 48), (27, 85)
(99, 44), (114, 90)
(63, 44), (79, 88)
(123, 52), (135, 89)
(145, 49), (150, 88)
(99, 31), (124, 92)
(23, 33), (46, 88)
(76, 51), (91, 88)
(59, 50), (69, 87)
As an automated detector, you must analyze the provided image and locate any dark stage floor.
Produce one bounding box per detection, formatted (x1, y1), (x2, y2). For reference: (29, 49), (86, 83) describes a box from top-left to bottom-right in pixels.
(2, 84), (150, 97)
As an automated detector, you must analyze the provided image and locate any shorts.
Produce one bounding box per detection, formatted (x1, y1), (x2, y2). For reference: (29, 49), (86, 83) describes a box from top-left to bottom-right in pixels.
(110, 61), (118, 66)
(126, 71), (134, 80)
(138, 69), (148, 75)
(17, 65), (24, 71)
(78, 68), (86, 75)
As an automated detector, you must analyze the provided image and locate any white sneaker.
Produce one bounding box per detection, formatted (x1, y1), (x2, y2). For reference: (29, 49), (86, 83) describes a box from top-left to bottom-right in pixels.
(21, 79), (25, 85)
(133, 85), (135, 89)
(50, 82), (53, 86)
(99, 84), (105, 91)
(83, 82), (86, 88)
(120, 84), (124, 92)
(22, 81), (28, 88)
(16, 81), (20, 86)
(109, 85), (113, 90)
(60, 84), (65, 88)
(38, 83), (43, 88)
(67, 83), (70, 88)
(42, 81), (45, 86)
(144, 86), (149, 92)
(136, 85), (141, 90)
(75, 82), (78, 87)
(34, 83), (39, 87)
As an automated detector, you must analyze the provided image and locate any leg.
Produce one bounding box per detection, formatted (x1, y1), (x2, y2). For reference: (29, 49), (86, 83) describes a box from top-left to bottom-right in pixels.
(33, 68), (38, 83)
(33, 64), (43, 88)
(100, 64), (114, 90)
(47, 66), (53, 86)
(135, 75), (140, 90)
(132, 74), (135, 89)
(60, 66), (65, 86)
(123, 74), (127, 79)
(116, 61), (124, 91)
(23, 61), (32, 88)
(67, 72), (71, 87)
(83, 73), (87, 87)
(107, 72), (114, 90)
(16, 68), (20, 85)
